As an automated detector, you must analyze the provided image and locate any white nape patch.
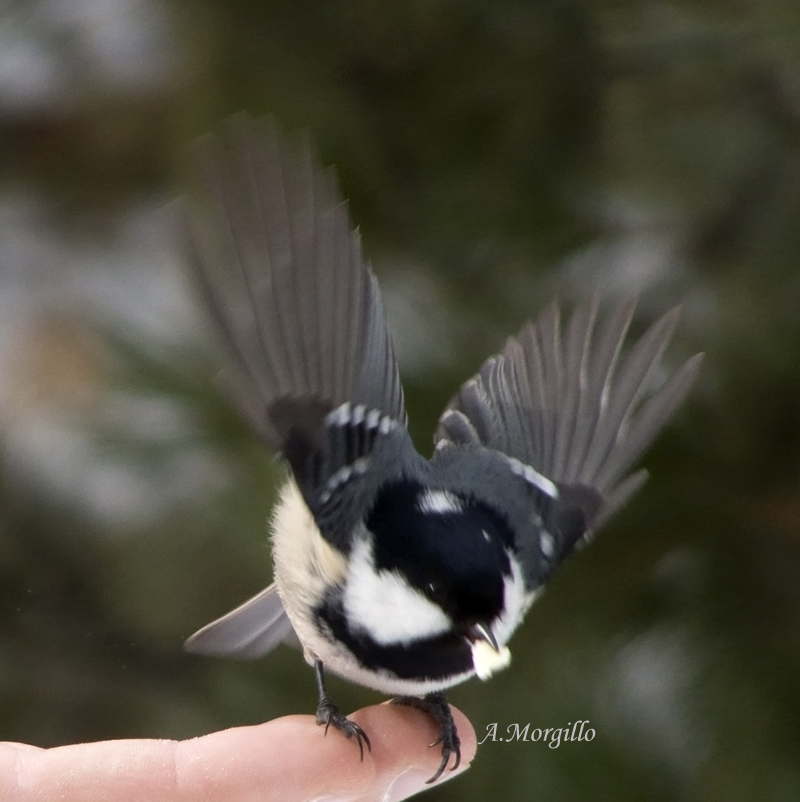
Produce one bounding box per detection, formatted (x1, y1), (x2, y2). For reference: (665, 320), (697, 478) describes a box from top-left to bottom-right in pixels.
(506, 457), (559, 499)
(472, 639), (511, 681)
(343, 539), (451, 645)
(417, 489), (463, 515)
(539, 531), (555, 559)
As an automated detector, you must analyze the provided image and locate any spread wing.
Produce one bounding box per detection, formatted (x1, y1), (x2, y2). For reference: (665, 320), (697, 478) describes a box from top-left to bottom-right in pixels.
(178, 116), (406, 658)
(435, 298), (702, 531)
(177, 114), (405, 449)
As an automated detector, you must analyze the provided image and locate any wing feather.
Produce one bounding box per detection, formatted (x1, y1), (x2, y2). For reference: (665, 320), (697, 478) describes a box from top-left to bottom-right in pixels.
(177, 115), (405, 450)
(184, 584), (295, 659)
(435, 299), (701, 527)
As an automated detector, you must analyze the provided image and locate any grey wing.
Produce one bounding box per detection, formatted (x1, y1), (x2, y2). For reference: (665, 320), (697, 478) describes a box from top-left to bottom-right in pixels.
(435, 298), (703, 529)
(177, 114), (405, 450)
(184, 583), (297, 659)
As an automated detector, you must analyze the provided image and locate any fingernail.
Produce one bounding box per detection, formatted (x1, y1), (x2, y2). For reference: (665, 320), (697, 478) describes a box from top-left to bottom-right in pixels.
(381, 767), (436, 802)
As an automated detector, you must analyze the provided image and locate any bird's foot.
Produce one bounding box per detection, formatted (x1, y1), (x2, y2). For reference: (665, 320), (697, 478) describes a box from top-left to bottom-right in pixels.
(315, 697), (371, 759)
(391, 692), (460, 783)
(313, 660), (371, 759)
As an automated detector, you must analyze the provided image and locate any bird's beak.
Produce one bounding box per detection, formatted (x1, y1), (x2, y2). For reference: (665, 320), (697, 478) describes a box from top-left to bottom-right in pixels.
(466, 621), (500, 652)
(464, 622), (511, 680)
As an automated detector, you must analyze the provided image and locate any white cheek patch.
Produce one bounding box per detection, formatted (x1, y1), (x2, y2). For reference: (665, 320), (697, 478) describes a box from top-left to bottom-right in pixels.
(343, 540), (451, 645)
(539, 531), (555, 559)
(468, 555), (529, 680)
(491, 556), (530, 650)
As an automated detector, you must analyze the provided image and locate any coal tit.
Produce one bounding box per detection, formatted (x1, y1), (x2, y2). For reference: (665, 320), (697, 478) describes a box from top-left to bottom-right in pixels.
(179, 115), (702, 783)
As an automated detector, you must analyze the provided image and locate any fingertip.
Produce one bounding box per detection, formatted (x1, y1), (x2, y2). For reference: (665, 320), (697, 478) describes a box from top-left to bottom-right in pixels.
(178, 703), (477, 802)
(348, 701), (476, 800)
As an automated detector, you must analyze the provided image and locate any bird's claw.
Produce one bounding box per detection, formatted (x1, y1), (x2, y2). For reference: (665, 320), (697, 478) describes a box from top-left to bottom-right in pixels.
(316, 699), (371, 759)
(391, 692), (461, 783)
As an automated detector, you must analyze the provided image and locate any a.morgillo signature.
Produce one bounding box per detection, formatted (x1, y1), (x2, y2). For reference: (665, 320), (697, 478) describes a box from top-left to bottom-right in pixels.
(479, 721), (596, 747)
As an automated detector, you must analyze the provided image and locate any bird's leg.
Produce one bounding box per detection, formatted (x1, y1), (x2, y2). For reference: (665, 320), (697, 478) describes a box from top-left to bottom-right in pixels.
(391, 692), (461, 783)
(313, 659), (371, 759)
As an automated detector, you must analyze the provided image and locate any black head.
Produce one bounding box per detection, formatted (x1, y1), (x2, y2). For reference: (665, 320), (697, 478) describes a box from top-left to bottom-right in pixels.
(366, 479), (515, 626)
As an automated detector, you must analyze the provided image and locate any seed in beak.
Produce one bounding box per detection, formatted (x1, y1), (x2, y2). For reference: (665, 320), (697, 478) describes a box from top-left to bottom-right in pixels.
(466, 623), (511, 680)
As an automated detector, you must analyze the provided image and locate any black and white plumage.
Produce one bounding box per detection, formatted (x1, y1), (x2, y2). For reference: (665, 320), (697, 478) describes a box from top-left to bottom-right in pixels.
(179, 115), (702, 782)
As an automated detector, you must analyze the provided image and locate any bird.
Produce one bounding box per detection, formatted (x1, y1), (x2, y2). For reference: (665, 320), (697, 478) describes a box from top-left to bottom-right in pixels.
(177, 114), (703, 784)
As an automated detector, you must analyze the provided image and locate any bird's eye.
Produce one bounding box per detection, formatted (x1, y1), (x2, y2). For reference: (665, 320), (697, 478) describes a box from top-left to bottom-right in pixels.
(426, 581), (440, 596)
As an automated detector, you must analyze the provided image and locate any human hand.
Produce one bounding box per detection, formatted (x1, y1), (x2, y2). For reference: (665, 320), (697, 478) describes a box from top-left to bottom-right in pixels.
(0, 702), (476, 801)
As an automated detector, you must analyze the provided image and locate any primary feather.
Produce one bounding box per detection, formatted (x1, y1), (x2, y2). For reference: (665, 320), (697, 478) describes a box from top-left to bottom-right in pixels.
(179, 114), (405, 450)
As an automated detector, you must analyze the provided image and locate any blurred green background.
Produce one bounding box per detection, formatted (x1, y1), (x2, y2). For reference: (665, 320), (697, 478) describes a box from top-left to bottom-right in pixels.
(1, 1), (800, 800)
